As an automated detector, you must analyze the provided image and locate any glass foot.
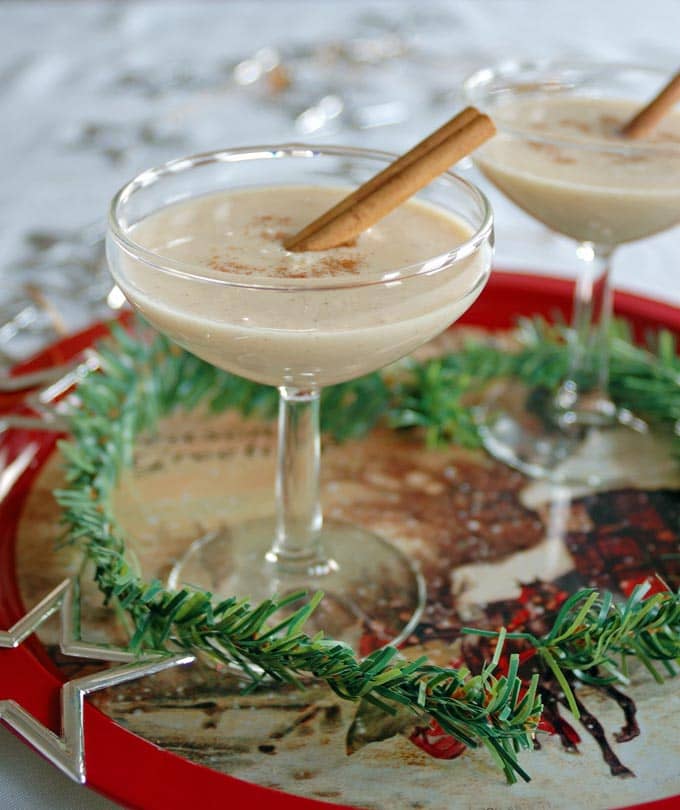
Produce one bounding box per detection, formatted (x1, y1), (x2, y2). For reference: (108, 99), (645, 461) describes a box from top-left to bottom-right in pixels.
(168, 518), (426, 653)
(476, 379), (670, 487)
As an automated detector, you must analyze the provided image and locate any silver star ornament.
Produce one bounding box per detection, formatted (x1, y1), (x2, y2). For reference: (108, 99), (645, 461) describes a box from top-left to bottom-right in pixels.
(0, 577), (195, 783)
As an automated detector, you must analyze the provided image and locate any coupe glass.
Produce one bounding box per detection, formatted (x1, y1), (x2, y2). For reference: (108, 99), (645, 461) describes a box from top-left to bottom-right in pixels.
(464, 61), (680, 484)
(106, 145), (493, 649)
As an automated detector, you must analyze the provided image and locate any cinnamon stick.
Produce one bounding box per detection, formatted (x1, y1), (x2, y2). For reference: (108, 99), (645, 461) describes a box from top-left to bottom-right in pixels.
(621, 71), (680, 139)
(285, 108), (495, 252)
(285, 107), (479, 251)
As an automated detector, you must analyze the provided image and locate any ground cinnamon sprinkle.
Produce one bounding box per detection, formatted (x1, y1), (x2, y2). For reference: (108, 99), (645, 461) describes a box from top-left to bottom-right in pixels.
(255, 215), (296, 244)
(559, 118), (593, 134)
(266, 63), (292, 95)
(527, 141), (576, 164)
(318, 256), (360, 274)
(208, 257), (257, 274)
(263, 229), (290, 241)
(611, 152), (651, 164)
(658, 131), (680, 143)
(268, 254), (363, 279)
(208, 212), (362, 278)
(600, 115), (619, 130)
(208, 253), (361, 278)
(528, 141), (554, 154)
(255, 214), (293, 224)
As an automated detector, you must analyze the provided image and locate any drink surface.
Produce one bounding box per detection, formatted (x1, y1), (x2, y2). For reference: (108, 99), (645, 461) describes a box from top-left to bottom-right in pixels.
(130, 185), (475, 282)
(113, 185), (490, 387)
(475, 96), (680, 244)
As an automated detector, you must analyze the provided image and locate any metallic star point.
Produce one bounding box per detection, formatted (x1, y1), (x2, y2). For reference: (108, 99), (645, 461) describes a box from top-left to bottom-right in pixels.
(0, 578), (195, 783)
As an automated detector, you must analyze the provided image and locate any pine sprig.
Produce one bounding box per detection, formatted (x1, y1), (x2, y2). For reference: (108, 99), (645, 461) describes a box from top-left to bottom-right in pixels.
(54, 324), (539, 782)
(462, 582), (680, 718)
(52, 317), (680, 782)
(385, 317), (680, 453)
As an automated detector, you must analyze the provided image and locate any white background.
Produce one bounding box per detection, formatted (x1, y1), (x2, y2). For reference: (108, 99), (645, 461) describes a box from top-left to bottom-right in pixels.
(1, 1), (679, 808)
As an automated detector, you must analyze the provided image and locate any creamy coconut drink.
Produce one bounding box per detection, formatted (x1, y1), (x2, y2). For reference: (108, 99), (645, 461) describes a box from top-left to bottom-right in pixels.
(107, 136), (494, 647)
(116, 184), (490, 388)
(475, 96), (680, 244)
(463, 62), (680, 486)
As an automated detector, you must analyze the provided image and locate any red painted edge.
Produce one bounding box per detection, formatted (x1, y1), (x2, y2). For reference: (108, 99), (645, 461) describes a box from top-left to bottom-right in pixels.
(0, 272), (678, 810)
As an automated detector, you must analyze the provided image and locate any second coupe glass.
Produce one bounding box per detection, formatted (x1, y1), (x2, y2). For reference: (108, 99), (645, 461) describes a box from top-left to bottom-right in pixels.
(464, 61), (680, 485)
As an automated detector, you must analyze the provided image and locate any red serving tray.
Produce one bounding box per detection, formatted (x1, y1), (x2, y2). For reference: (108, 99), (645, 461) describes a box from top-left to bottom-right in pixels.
(0, 271), (678, 810)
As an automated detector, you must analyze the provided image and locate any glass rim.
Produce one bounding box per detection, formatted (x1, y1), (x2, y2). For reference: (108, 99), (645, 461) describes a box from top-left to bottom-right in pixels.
(462, 58), (680, 157)
(107, 143), (493, 292)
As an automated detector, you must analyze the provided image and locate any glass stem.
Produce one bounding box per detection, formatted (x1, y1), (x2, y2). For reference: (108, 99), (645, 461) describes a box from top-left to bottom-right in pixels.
(555, 242), (617, 426)
(269, 386), (324, 572)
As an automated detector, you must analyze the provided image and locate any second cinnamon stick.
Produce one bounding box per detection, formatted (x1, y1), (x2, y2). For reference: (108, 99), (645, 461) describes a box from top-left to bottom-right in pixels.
(621, 71), (680, 139)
